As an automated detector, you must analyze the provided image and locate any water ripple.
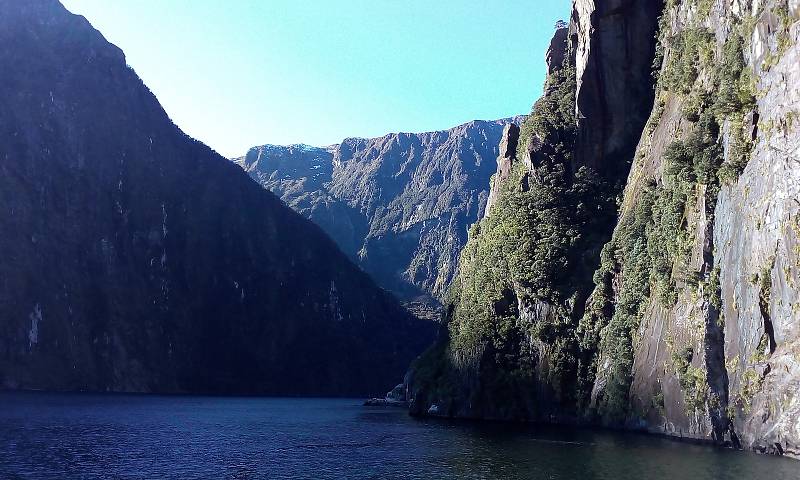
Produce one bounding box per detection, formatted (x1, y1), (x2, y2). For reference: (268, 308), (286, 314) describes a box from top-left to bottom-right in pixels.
(0, 392), (796, 480)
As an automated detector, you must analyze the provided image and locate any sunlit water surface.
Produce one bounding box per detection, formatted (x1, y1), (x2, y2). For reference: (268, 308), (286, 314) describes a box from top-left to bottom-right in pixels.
(0, 392), (797, 479)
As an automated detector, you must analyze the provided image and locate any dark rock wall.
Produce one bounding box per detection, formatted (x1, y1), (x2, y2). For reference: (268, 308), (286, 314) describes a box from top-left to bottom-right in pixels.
(572, 0), (663, 178)
(0, 0), (434, 397)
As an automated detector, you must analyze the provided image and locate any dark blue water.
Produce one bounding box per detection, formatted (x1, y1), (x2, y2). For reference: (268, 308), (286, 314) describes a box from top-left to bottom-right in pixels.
(0, 393), (796, 479)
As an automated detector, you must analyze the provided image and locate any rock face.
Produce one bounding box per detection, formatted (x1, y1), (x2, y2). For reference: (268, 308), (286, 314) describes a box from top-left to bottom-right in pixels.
(546, 25), (569, 75)
(408, 0), (800, 460)
(572, 0), (662, 176)
(0, 0), (434, 397)
(484, 124), (520, 217)
(714, 1), (800, 455)
(593, 0), (800, 457)
(234, 118), (524, 306)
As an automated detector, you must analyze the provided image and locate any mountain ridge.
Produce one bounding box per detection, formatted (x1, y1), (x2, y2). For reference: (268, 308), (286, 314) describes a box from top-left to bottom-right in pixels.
(0, 0), (434, 397)
(233, 116), (526, 308)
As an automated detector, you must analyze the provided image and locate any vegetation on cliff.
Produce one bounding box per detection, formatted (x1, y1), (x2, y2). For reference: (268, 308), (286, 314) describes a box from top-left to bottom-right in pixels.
(580, 0), (758, 424)
(410, 0), (782, 444)
(411, 39), (620, 417)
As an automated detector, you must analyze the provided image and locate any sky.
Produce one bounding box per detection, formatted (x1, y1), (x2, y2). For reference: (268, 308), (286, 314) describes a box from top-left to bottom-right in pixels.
(60, 1), (572, 158)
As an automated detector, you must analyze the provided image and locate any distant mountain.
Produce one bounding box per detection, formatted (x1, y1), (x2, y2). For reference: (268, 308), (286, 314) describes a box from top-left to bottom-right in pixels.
(0, 0), (434, 396)
(233, 117), (524, 310)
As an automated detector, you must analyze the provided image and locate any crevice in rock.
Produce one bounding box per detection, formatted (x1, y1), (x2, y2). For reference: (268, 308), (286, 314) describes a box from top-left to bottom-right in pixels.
(702, 198), (730, 443)
(758, 256), (777, 354)
(763, 313), (777, 354)
(729, 427), (742, 449)
(750, 111), (760, 141)
(704, 294), (730, 443)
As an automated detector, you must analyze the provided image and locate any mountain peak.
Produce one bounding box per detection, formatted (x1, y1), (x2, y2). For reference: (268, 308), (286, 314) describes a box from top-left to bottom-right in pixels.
(0, 0), (434, 395)
(234, 116), (526, 305)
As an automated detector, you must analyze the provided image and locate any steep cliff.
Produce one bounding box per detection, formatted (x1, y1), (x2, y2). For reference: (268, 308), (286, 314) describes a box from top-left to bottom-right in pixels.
(234, 118), (523, 308)
(409, 0), (800, 459)
(408, 0), (660, 422)
(585, 0), (800, 456)
(0, 0), (434, 396)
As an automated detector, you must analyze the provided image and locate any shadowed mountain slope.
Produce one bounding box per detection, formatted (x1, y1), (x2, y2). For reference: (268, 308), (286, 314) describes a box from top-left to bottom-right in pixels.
(0, 0), (434, 396)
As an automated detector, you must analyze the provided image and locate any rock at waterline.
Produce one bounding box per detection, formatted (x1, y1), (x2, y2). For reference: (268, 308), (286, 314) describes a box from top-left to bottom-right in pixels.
(364, 384), (407, 407)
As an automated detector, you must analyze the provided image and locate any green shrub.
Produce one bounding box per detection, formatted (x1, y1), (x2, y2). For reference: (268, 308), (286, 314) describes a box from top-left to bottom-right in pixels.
(712, 31), (755, 118)
(660, 28), (715, 94)
(435, 50), (623, 412)
(671, 346), (709, 414)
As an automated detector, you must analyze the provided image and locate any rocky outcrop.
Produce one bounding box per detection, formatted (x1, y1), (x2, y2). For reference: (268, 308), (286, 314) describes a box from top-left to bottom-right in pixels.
(0, 0), (434, 397)
(234, 118), (524, 306)
(546, 25), (569, 75)
(484, 124), (520, 217)
(364, 383), (407, 406)
(572, 0), (662, 178)
(408, 3), (662, 424)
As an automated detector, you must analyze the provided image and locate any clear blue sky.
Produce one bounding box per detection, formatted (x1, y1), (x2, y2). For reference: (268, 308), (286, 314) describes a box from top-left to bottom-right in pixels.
(61, 1), (571, 158)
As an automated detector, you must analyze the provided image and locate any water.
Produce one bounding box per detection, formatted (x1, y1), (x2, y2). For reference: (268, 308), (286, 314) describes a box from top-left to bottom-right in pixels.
(0, 393), (796, 479)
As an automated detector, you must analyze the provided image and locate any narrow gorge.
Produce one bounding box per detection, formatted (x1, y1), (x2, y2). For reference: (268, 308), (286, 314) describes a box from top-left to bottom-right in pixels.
(1, 0), (798, 469)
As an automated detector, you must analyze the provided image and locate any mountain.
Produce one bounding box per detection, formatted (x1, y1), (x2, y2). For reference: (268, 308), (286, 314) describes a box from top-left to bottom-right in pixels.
(0, 0), (434, 397)
(408, 0), (800, 459)
(233, 118), (524, 312)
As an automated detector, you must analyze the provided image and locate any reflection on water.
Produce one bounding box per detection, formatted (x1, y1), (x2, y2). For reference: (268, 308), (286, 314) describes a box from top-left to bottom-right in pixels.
(0, 392), (796, 479)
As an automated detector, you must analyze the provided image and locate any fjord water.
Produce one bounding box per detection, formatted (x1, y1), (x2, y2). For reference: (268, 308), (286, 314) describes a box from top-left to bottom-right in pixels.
(0, 393), (795, 479)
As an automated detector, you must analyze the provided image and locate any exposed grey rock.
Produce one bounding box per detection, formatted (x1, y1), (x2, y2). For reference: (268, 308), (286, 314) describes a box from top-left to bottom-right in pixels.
(715, 0), (800, 456)
(484, 123), (520, 217)
(546, 26), (569, 74)
(386, 383), (406, 401)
